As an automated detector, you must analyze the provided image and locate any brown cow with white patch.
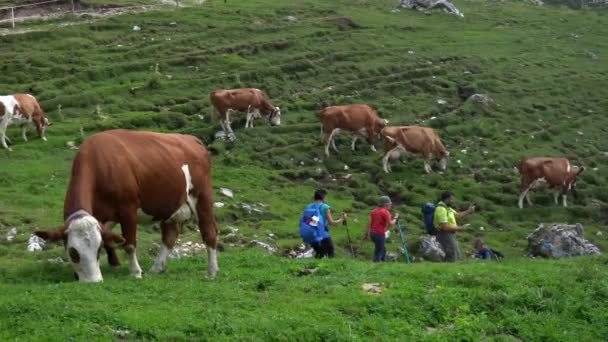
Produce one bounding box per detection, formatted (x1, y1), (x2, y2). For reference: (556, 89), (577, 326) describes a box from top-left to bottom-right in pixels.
(210, 88), (281, 136)
(319, 104), (388, 157)
(0, 94), (50, 150)
(517, 157), (585, 209)
(381, 126), (449, 173)
(34, 129), (218, 283)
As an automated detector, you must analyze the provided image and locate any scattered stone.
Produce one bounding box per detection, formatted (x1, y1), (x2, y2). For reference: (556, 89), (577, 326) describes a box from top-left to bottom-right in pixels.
(590, 199), (602, 209)
(297, 248), (314, 258)
(430, 116), (437, 120)
(169, 240), (206, 259)
(343, 174), (352, 180)
(528, 0), (544, 5)
(585, 50), (599, 60)
(250, 240), (277, 254)
(66, 141), (78, 150)
(468, 94), (494, 106)
(408, 50), (416, 55)
(299, 161), (305, 166)
(132, 25), (141, 31)
(597, 231), (603, 237)
(396, 0), (464, 17)
(169, 22), (177, 26)
(47, 257), (64, 263)
(437, 99), (447, 105)
(296, 267), (318, 276)
(527, 223), (601, 259)
(213, 202), (225, 208)
(219, 188), (234, 198)
(343, 164), (349, 170)
(165, 74), (173, 80)
(387, 252), (398, 262)
(285, 15), (298, 23)
(6, 227), (16, 242)
(420, 236), (445, 262)
(27, 234), (46, 252)
(362, 283), (383, 295)
(460, 149), (467, 154)
(577, 131), (584, 136)
(479, 226), (485, 231)
(197, 114), (205, 121)
(112, 328), (130, 338)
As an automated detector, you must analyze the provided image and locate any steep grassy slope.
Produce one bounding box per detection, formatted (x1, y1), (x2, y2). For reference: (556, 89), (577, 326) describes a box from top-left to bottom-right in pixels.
(0, 0), (607, 339)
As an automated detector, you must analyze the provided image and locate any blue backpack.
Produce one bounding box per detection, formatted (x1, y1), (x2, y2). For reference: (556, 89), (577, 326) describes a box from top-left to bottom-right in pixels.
(421, 202), (438, 235)
(299, 203), (327, 244)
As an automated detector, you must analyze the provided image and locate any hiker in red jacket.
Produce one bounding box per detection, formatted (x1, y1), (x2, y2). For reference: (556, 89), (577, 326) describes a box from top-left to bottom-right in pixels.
(364, 196), (399, 262)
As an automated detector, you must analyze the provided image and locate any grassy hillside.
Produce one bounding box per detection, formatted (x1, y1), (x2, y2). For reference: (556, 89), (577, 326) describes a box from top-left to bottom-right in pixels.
(0, 0), (607, 339)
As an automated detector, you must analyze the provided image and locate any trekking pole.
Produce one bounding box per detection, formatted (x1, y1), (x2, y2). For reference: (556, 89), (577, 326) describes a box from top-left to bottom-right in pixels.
(342, 215), (355, 257)
(396, 219), (410, 264)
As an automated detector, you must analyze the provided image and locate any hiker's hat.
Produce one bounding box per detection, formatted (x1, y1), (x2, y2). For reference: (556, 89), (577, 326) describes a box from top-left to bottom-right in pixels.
(378, 196), (392, 206)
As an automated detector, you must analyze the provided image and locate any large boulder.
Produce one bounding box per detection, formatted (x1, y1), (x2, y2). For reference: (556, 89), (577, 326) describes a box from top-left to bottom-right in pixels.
(420, 236), (446, 262)
(397, 0), (464, 17)
(527, 223), (601, 258)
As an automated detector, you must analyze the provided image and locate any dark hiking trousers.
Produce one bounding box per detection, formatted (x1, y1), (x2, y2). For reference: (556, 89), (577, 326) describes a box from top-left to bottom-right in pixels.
(370, 232), (386, 262)
(311, 237), (335, 258)
(436, 230), (461, 262)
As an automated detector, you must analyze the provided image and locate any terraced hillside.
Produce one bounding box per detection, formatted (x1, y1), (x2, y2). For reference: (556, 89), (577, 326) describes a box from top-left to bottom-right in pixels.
(0, 0), (607, 339)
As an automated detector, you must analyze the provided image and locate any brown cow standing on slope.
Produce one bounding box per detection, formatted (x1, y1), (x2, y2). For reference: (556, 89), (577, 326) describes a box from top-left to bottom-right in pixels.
(210, 88), (281, 137)
(517, 157), (585, 209)
(319, 104), (388, 157)
(34, 129), (218, 283)
(381, 126), (449, 173)
(0, 94), (51, 150)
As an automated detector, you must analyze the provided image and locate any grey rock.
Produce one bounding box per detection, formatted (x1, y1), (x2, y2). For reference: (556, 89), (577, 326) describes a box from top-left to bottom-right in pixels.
(286, 15), (298, 23)
(527, 223), (601, 259)
(6, 227), (16, 242)
(27, 234), (46, 252)
(250, 240), (277, 254)
(397, 0), (464, 17)
(468, 94), (494, 106)
(420, 236), (445, 262)
(219, 188), (234, 198)
(387, 252), (398, 262)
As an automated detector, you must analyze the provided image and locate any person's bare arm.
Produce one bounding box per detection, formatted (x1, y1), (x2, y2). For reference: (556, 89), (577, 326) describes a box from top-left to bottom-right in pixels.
(456, 206), (475, 219)
(325, 208), (345, 226)
(389, 213), (399, 225)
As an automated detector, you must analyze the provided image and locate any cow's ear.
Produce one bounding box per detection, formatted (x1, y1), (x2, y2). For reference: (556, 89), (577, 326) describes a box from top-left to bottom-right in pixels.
(101, 231), (126, 248)
(34, 227), (66, 241)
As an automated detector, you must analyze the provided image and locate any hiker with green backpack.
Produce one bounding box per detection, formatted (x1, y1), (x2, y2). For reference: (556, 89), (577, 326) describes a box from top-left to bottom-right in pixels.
(422, 191), (475, 262)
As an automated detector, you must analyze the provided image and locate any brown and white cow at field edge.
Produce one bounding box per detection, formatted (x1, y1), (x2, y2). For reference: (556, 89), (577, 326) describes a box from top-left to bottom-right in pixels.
(517, 157), (585, 209)
(0, 94), (50, 150)
(381, 126), (449, 173)
(34, 129), (218, 283)
(210, 88), (281, 136)
(319, 104), (388, 157)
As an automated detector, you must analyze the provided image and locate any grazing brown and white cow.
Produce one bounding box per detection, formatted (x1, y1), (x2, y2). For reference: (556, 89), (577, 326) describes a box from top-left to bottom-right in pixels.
(319, 104), (388, 157)
(34, 129), (219, 283)
(381, 126), (449, 173)
(517, 157), (585, 209)
(0, 94), (50, 150)
(210, 88), (281, 135)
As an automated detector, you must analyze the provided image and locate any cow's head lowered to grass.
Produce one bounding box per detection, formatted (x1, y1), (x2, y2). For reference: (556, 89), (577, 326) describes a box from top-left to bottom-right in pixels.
(268, 106), (281, 126)
(34, 211), (125, 283)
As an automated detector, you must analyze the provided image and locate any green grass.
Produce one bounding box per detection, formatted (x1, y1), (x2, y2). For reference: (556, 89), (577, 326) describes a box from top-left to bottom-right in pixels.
(0, 0), (607, 339)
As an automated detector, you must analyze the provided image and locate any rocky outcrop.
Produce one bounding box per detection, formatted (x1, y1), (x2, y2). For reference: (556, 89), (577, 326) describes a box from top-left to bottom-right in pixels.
(527, 223), (601, 258)
(397, 0), (464, 17)
(420, 236), (446, 262)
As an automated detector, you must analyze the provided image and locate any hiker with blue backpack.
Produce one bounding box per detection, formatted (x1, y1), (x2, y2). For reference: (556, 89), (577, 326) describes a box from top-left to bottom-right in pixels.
(299, 189), (347, 258)
(422, 191), (475, 262)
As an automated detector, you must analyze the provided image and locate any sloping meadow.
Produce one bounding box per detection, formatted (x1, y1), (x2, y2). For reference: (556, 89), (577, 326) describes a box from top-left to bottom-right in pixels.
(0, 0), (607, 338)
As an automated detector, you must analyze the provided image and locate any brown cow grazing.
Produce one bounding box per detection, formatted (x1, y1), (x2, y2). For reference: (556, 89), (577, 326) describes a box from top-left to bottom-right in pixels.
(517, 157), (585, 209)
(210, 88), (281, 136)
(319, 104), (388, 157)
(0, 94), (51, 150)
(34, 129), (219, 283)
(381, 126), (449, 174)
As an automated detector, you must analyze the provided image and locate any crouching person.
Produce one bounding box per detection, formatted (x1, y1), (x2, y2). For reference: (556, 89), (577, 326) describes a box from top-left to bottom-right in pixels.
(299, 189), (346, 258)
(364, 196), (399, 262)
(473, 239), (503, 260)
